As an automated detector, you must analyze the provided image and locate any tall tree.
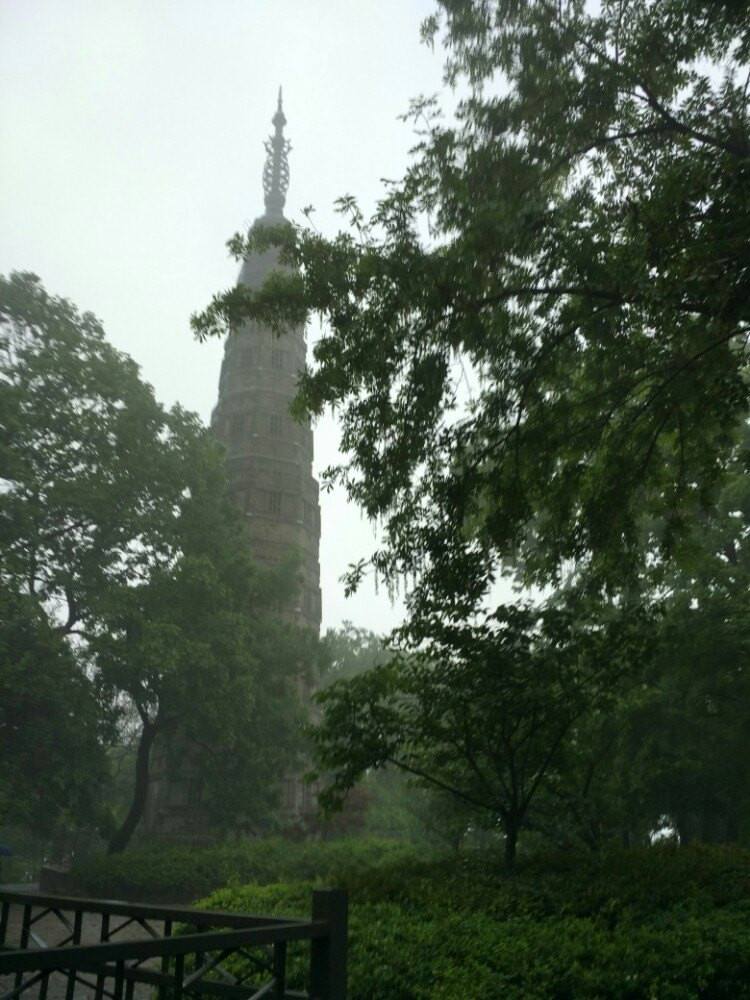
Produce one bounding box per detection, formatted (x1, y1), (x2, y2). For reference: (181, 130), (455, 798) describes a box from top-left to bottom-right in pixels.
(1, 272), (312, 852)
(193, 3), (750, 852)
(194, 0), (750, 610)
(312, 602), (652, 867)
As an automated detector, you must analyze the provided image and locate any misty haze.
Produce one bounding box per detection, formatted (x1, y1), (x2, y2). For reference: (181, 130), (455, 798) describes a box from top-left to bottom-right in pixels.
(2, 2), (750, 997)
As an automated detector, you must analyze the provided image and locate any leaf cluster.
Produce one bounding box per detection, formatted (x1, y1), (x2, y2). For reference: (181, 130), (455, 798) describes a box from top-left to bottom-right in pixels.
(193, 0), (750, 606)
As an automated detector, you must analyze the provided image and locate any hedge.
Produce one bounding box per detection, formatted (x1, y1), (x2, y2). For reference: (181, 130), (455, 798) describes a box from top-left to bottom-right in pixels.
(194, 845), (750, 999)
(75, 841), (750, 996)
(72, 836), (430, 901)
(200, 889), (750, 999)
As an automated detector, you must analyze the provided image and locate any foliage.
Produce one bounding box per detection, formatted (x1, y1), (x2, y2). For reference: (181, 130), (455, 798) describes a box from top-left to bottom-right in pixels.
(316, 624), (481, 846)
(0, 586), (107, 836)
(312, 601), (655, 865)
(320, 622), (392, 685)
(194, 0), (750, 611)
(359, 767), (478, 850)
(198, 844), (750, 999)
(620, 594), (750, 845)
(191, 1), (750, 862)
(529, 448), (750, 850)
(0, 272), (312, 852)
(619, 450), (750, 844)
(1, 272), (186, 618)
(72, 836), (429, 901)
(90, 489), (312, 850)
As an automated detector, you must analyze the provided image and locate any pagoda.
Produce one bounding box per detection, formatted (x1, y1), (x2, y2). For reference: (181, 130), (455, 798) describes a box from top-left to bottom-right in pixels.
(144, 93), (321, 834)
(211, 92), (321, 634)
(210, 92), (322, 813)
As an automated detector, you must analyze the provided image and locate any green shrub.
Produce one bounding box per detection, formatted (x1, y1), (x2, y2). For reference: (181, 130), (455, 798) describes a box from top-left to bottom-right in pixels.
(198, 882), (750, 999)
(76, 841), (750, 997)
(73, 836), (429, 901)
(372, 842), (750, 921)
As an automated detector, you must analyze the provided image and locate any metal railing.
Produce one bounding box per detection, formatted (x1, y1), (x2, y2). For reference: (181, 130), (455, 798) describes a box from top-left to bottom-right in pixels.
(0, 888), (347, 999)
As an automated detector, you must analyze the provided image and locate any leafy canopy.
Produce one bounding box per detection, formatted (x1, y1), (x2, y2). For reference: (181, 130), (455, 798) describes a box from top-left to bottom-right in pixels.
(192, 2), (750, 857)
(312, 601), (655, 865)
(1, 272), (313, 849)
(194, 0), (750, 611)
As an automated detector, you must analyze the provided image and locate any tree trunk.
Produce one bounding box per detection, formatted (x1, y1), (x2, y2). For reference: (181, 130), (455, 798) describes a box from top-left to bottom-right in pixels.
(107, 720), (157, 854)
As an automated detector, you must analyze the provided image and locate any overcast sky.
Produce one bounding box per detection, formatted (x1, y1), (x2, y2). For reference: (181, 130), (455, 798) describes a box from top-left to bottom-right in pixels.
(0, 0), (453, 635)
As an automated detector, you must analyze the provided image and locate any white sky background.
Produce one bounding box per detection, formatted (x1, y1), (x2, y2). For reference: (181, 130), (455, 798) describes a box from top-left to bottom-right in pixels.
(0, 0), (453, 636)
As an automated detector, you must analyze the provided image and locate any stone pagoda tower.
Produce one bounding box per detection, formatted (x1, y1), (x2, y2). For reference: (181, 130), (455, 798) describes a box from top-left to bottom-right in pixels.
(144, 94), (321, 836)
(210, 92), (321, 817)
(211, 91), (321, 633)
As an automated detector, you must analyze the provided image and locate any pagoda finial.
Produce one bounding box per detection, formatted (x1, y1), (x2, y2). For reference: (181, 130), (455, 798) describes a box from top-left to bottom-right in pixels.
(262, 87), (290, 217)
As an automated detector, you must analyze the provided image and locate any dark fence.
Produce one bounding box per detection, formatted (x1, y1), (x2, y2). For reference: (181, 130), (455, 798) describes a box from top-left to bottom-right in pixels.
(0, 888), (347, 999)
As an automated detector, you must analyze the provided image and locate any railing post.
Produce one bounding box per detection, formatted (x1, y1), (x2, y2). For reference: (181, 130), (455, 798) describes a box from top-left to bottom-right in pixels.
(158, 918), (173, 1000)
(310, 889), (347, 1000)
(15, 904), (31, 990)
(65, 909), (83, 1000)
(173, 953), (185, 1000)
(113, 960), (125, 1000)
(95, 912), (110, 999)
(273, 940), (287, 999)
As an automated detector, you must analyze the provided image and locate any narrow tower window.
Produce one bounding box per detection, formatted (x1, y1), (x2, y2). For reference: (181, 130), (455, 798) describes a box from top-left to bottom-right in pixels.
(268, 491), (282, 515)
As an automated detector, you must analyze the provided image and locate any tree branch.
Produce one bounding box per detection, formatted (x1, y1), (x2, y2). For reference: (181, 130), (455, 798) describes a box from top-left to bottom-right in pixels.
(385, 754), (497, 814)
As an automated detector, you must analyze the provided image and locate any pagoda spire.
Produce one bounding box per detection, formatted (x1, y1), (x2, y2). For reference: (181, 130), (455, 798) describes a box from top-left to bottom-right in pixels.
(262, 87), (291, 218)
